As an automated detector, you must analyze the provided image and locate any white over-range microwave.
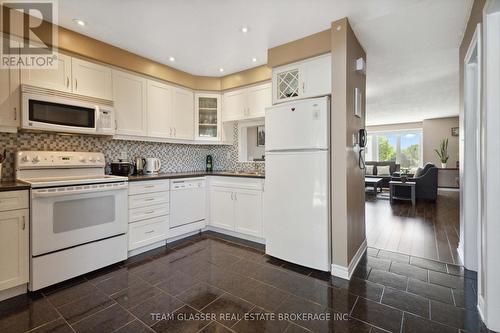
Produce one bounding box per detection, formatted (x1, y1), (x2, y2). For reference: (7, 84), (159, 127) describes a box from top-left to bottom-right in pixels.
(21, 85), (115, 135)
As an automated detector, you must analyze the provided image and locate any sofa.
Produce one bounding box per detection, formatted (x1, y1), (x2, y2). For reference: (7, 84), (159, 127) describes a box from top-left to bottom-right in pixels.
(365, 161), (400, 189)
(392, 163), (438, 201)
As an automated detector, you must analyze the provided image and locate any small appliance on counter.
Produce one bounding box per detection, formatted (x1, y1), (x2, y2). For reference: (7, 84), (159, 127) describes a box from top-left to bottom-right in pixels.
(134, 157), (146, 175)
(110, 160), (134, 176)
(206, 155), (213, 172)
(145, 157), (161, 174)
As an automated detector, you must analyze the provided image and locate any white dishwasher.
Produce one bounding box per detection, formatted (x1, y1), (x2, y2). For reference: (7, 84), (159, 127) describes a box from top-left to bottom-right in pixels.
(170, 178), (206, 229)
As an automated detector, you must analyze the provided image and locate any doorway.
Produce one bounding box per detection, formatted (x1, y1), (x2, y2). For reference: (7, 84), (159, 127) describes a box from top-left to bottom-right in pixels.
(460, 23), (482, 272)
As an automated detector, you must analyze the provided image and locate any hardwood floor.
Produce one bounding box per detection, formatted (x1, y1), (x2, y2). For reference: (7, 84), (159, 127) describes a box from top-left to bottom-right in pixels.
(366, 190), (461, 265)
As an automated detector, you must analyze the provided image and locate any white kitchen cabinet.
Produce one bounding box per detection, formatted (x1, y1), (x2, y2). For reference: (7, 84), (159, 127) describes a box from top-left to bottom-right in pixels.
(222, 82), (271, 122)
(128, 180), (170, 253)
(209, 187), (235, 230)
(209, 178), (264, 238)
(222, 89), (247, 121)
(301, 55), (331, 99)
(171, 87), (194, 140)
(71, 58), (112, 100)
(272, 53), (331, 104)
(21, 54), (113, 100)
(0, 38), (20, 132)
(112, 70), (148, 136)
(147, 80), (173, 138)
(195, 93), (221, 141)
(233, 189), (263, 237)
(247, 83), (272, 118)
(0, 190), (29, 292)
(21, 53), (72, 93)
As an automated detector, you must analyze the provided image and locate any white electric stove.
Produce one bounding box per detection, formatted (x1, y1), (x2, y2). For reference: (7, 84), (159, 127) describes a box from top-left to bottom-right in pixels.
(16, 151), (129, 291)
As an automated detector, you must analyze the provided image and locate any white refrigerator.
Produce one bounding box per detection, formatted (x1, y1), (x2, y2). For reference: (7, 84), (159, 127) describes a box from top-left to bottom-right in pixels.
(264, 96), (331, 271)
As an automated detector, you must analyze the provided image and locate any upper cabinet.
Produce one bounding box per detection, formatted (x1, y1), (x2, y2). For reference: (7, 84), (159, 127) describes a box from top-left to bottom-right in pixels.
(21, 53), (72, 93)
(272, 53), (331, 104)
(71, 58), (112, 100)
(0, 38), (20, 132)
(113, 69), (148, 137)
(147, 80), (173, 138)
(195, 93), (221, 141)
(21, 54), (112, 100)
(222, 82), (271, 122)
(171, 87), (194, 140)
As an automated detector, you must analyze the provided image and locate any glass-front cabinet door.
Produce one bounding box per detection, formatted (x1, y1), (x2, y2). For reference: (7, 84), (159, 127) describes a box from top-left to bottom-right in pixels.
(195, 93), (221, 141)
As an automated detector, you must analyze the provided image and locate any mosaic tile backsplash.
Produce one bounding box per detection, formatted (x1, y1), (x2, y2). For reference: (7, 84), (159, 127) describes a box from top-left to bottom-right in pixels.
(0, 124), (264, 180)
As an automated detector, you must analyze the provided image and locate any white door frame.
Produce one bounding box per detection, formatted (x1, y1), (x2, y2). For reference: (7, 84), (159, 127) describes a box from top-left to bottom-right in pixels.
(459, 24), (481, 272)
(478, 1), (500, 331)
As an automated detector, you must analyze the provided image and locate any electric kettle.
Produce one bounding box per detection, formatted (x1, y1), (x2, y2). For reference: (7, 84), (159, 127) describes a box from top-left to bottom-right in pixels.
(145, 158), (161, 174)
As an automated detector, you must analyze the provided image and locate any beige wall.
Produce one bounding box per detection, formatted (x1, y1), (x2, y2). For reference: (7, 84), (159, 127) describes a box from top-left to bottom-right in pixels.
(331, 18), (367, 267)
(267, 29), (331, 68)
(423, 117), (459, 167)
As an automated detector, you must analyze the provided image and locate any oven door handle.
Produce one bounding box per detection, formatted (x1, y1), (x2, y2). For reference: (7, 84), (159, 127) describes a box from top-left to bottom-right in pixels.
(32, 182), (128, 198)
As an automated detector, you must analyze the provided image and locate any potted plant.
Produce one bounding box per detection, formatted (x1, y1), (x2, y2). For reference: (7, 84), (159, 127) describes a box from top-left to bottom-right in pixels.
(434, 138), (449, 168)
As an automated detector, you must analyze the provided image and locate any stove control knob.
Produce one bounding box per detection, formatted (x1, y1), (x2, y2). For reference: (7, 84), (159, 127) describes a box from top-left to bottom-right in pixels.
(32, 155), (40, 163)
(21, 155), (30, 163)
(79, 157), (87, 163)
(89, 157), (97, 162)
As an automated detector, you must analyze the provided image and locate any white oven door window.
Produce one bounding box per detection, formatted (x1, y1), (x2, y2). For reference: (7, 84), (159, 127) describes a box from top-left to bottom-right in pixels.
(31, 184), (128, 256)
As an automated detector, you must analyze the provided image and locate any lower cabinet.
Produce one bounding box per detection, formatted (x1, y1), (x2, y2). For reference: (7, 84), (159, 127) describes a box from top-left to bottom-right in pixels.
(0, 191), (29, 292)
(209, 178), (263, 238)
(128, 180), (170, 251)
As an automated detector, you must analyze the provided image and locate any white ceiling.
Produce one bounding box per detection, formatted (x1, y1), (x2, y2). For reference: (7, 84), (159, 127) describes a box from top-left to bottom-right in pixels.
(56, 0), (472, 125)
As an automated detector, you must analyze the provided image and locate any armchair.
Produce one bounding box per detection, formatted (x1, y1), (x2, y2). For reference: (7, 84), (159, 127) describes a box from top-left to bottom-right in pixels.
(392, 163), (438, 201)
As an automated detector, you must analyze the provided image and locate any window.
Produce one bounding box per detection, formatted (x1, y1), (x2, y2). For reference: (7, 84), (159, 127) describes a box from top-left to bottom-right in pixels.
(366, 130), (423, 169)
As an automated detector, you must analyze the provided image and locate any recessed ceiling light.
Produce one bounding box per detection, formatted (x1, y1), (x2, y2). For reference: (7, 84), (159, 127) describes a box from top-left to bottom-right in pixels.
(241, 26), (249, 33)
(219, 68), (224, 73)
(73, 19), (86, 26)
(169, 56), (175, 62)
(252, 57), (257, 62)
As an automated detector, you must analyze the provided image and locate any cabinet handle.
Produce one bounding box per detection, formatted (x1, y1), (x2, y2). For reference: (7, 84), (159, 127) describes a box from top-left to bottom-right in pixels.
(145, 230), (155, 234)
(115, 119), (117, 130)
(145, 210), (154, 214)
(144, 185), (155, 188)
(174, 128), (177, 137)
(144, 198), (155, 201)
(75, 78), (78, 90)
(302, 82), (305, 93)
(22, 216), (26, 230)
(14, 107), (17, 120)
(234, 193), (237, 201)
(66, 77), (69, 88)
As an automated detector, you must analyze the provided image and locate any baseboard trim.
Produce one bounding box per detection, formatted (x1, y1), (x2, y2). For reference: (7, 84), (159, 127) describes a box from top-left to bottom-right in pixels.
(203, 226), (265, 244)
(0, 284), (27, 301)
(331, 239), (367, 280)
(128, 240), (166, 257)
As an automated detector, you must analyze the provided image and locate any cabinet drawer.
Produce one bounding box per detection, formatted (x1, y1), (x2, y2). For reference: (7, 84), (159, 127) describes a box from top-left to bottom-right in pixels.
(129, 191), (169, 209)
(129, 180), (170, 195)
(0, 190), (29, 212)
(129, 203), (169, 223)
(128, 215), (168, 250)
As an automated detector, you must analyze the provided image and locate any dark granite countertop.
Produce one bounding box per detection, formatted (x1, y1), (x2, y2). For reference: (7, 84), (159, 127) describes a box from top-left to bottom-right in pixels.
(127, 171), (265, 182)
(0, 181), (31, 192)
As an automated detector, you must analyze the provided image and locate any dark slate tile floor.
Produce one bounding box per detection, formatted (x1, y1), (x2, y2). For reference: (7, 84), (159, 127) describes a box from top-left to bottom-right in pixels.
(0, 231), (494, 333)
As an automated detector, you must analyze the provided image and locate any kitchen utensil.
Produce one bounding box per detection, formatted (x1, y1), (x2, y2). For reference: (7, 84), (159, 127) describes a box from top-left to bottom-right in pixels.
(135, 157), (146, 174)
(110, 160), (134, 176)
(145, 158), (161, 174)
